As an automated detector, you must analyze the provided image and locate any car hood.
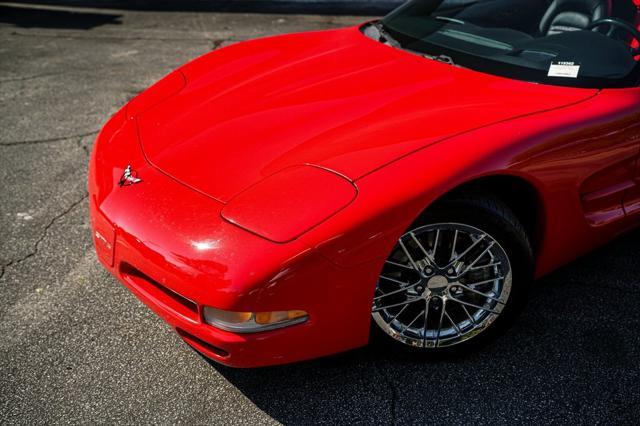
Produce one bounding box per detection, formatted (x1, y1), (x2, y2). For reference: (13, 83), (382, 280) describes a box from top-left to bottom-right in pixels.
(135, 26), (597, 202)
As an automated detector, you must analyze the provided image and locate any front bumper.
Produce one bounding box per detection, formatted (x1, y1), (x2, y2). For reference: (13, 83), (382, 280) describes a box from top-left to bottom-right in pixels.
(88, 108), (376, 368)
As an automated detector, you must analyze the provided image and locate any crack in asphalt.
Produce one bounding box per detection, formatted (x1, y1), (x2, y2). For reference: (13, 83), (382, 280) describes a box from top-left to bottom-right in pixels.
(374, 361), (398, 425)
(0, 72), (64, 83)
(76, 134), (94, 157)
(0, 193), (89, 282)
(0, 131), (99, 147)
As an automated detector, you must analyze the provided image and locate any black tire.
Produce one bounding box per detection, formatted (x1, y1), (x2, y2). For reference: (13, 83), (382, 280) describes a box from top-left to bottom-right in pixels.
(371, 193), (534, 356)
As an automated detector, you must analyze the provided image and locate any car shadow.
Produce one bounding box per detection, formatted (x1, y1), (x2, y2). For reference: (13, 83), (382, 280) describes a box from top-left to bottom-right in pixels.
(0, 5), (122, 30)
(206, 228), (640, 424)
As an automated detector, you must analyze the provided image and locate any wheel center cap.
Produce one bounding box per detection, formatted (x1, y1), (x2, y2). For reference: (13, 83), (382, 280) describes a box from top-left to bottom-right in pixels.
(427, 275), (449, 290)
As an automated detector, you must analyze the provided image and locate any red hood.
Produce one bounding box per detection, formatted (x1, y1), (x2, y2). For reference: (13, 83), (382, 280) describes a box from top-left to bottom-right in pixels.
(135, 26), (597, 202)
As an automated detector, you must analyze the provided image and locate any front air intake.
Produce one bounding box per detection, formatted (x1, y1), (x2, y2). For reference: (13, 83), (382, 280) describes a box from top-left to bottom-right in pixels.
(120, 264), (198, 322)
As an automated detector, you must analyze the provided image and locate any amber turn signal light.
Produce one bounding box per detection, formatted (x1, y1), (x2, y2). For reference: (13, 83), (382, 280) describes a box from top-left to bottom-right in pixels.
(202, 307), (308, 333)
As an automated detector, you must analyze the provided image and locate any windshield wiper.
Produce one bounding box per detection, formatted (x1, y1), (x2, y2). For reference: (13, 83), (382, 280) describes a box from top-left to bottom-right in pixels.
(374, 21), (401, 48)
(368, 22), (463, 68)
(424, 54), (457, 65)
(435, 16), (466, 25)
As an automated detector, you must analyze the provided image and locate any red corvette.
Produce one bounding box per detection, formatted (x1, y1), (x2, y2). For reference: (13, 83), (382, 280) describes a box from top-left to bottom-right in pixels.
(89, 0), (640, 367)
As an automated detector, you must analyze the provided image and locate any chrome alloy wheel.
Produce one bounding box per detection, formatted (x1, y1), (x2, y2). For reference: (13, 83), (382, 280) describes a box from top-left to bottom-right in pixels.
(372, 223), (512, 348)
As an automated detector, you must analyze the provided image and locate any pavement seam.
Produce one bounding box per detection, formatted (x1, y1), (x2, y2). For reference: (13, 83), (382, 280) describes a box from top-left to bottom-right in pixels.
(0, 193), (89, 282)
(6, 30), (230, 43)
(0, 131), (99, 147)
(0, 72), (64, 83)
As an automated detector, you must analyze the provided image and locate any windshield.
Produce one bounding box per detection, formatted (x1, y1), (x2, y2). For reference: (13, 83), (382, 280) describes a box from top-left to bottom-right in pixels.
(374, 0), (640, 88)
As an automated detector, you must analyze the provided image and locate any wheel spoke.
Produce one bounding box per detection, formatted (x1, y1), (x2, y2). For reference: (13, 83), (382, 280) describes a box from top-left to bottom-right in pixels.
(432, 229), (440, 260)
(448, 296), (500, 315)
(398, 238), (420, 271)
(374, 281), (421, 300)
(461, 304), (476, 326)
(391, 304), (410, 322)
(373, 297), (423, 312)
(464, 276), (504, 288)
(422, 297), (431, 347)
(449, 229), (458, 263)
(444, 234), (486, 269)
(409, 232), (437, 267)
(455, 283), (505, 305)
(469, 261), (501, 271)
(385, 260), (414, 270)
(458, 241), (495, 276)
(401, 308), (426, 333)
(378, 275), (413, 286)
(435, 299), (446, 347)
(444, 309), (462, 336)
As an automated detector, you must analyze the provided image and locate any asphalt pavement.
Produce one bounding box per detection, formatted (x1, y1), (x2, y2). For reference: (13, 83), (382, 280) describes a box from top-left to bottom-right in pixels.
(1, 2), (640, 424)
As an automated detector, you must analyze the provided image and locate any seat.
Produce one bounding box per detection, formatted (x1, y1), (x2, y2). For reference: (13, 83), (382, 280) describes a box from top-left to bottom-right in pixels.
(539, 0), (611, 36)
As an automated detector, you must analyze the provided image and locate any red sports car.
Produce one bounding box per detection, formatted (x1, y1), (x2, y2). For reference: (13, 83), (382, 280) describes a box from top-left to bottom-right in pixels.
(89, 0), (640, 367)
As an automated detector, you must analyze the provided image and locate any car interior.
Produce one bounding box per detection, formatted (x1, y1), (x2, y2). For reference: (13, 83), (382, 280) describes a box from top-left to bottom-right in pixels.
(376, 0), (640, 87)
(450, 0), (638, 42)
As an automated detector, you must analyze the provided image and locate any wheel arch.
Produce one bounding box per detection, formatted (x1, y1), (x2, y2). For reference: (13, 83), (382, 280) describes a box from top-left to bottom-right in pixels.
(418, 173), (546, 258)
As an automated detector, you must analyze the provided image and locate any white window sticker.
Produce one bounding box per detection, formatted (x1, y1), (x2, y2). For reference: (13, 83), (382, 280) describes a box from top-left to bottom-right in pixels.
(548, 61), (581, 78)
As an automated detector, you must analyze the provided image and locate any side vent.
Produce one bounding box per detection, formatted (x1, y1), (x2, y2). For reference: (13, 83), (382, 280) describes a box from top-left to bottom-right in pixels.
(580, 159), (636, 226)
